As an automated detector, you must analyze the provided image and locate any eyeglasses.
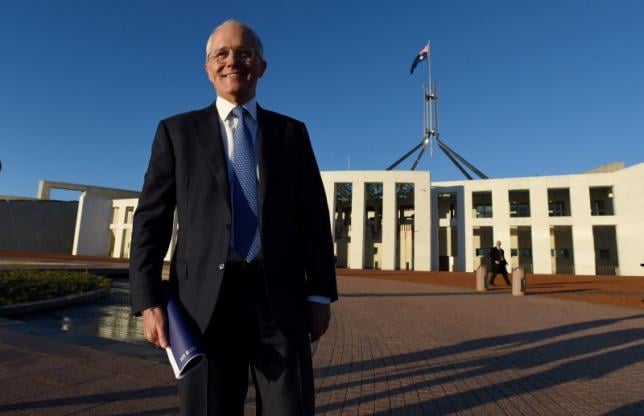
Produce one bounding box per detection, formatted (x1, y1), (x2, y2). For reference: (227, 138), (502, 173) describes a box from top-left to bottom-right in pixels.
(207, 47), (259, 64)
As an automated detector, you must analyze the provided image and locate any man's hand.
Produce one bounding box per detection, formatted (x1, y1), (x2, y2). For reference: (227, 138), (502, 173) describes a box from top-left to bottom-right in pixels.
(308, 302), (331, 342)
(142, 306), (169, 349)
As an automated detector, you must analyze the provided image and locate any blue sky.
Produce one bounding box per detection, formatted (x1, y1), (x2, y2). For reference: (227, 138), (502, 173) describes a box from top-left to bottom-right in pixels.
(1, 0), (643, 199)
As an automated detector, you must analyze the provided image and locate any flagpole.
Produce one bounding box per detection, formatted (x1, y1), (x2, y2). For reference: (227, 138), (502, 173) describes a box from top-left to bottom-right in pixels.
(389, 40), (489, 178)
(427, 40), (433, 158)
(424, 42), (429, 161)
(427, 41), (432, 99)
(423, 83), (427, 158)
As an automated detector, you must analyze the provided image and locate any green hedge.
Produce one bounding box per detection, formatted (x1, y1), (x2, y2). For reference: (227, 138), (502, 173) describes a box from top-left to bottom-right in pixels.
(0, 270), (111, 306)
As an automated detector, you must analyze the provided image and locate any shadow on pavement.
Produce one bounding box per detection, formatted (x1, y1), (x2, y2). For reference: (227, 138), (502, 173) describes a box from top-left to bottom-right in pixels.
(315, 314), (644, 414)
(7, 385), (178, 414)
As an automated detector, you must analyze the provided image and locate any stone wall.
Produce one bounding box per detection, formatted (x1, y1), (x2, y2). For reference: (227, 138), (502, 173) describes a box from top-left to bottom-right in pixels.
(0, 200), (78, 253)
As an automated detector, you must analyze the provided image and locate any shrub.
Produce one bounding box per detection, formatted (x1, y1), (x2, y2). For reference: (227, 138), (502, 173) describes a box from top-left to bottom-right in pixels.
(0, 269), (111, 306)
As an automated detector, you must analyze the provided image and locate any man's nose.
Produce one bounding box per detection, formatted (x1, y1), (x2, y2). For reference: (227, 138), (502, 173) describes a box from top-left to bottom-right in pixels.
(224, 51), (241, 65)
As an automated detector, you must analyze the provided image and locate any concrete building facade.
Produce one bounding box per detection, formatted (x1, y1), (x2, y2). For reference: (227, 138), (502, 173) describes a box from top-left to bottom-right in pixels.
(321, 171), (431, 271)
(30, 163), (644, 277)
(431, 163), (644, 276)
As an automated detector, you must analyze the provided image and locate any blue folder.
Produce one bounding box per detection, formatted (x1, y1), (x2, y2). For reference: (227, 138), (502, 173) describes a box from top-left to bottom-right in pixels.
(164, 288), (205, 379)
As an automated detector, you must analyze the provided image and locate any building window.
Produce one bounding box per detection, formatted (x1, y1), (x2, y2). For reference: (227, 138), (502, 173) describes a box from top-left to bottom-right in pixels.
(589, 187), (614, 216)
(592, 200), (604, 215)
(551, 248), (570, 258)
(549, 201), (566, 216)
(475, 205), (492, 218)
(333, 183), (352, 268)
(111, 207), (120, 223)
(438, 192), (457, 219)
(593, 225), (618, 275)
(472, 191), (492, 218)
(396, 183), (415, 271)
(125, 207), (135, 224)
(364, 182), (383, 269)
(548, 188), (571, 217)
(509, 190), (530, 217)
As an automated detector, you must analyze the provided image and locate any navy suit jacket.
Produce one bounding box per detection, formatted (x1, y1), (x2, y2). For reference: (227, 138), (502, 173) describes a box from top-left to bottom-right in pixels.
(129, 103), (338, 337)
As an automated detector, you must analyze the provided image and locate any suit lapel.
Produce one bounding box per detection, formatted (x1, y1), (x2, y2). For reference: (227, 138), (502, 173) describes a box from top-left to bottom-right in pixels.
(257, 106), (277, 214)
(194, 103), (231, 212)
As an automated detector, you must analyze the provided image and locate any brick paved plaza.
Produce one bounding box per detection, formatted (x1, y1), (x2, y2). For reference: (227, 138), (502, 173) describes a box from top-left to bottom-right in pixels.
(1, 274), (643, 415)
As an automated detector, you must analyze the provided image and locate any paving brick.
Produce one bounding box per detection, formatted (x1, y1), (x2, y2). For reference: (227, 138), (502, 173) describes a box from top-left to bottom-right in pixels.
(307, 275), (644, 415)
(70, 382), (178, 415)
(2, 274), (643, 415)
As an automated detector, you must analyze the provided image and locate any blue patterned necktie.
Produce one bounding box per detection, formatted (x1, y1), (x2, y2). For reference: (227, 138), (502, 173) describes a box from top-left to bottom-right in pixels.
(231, 106), (261, 262)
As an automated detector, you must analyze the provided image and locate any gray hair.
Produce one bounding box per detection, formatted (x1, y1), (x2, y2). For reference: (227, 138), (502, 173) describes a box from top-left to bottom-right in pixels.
(205, 19), (264, 62)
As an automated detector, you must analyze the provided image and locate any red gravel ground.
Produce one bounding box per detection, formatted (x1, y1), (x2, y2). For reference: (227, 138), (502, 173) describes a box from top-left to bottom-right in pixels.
(2, 251), (642, 310)
(338, 268), (644, 311)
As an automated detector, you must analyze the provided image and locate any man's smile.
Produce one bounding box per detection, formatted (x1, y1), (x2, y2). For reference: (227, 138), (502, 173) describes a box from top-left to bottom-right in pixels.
(223, 72), (247, 78)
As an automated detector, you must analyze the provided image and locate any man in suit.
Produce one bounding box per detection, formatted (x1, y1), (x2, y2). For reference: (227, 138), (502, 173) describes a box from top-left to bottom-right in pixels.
(489, 240), (511, 286)
(129, 19), (337, 416)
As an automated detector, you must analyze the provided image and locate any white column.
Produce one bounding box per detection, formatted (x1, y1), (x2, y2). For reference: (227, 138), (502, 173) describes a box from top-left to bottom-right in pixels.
(349, 180), (365, 269)
(37, 180), (51, 200)
(573, 225), (596, 275)
(323, 180), (336, 240)
(530, 184), (548, 218)
(430, 189), (439, 271)
(570, 182), (595, 275)
(462, 187), (475, 272)
(111, 202), (127, 258)
(613, 165), (644, 276)
(492, 187), (511, 251)
(529, 184), (550, 273)
(414, 177), (431, 271)
(381, 180), (396, 270)
(455, 186), (467, 271)
(531, 224), (551, 274)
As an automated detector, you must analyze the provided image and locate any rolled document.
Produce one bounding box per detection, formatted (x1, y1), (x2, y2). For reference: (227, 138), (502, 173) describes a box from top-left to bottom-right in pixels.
(164, 290), (205, 379)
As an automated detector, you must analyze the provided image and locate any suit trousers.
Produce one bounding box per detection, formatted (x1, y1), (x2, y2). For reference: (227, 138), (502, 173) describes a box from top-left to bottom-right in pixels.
(489, 263), (511, 285)
(178, 262), (315, 416)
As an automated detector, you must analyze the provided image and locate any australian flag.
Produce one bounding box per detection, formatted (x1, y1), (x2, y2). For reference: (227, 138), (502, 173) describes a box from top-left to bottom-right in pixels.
(410, 43), (430, 74)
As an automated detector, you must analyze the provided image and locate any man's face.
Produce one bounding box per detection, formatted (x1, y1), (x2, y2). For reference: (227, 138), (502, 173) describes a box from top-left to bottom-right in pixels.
(496, 241), (502, 248)
(205, 23), (267, 104)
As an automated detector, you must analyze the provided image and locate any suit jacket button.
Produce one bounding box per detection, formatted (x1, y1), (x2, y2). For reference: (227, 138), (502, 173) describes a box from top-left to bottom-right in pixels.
(218, 263), (225, 270)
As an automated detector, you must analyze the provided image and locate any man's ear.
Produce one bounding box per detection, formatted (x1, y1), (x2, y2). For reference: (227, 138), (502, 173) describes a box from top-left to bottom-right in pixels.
(205, 65), (214, 82)
(258, 59), (267, 78)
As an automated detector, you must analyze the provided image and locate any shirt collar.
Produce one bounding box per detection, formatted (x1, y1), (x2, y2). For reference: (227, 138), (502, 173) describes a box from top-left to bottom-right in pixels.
(215, 96), (258, 122)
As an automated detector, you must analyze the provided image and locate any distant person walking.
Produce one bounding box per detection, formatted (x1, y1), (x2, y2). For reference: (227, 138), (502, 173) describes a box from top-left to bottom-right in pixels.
(489, 240), (511, 286)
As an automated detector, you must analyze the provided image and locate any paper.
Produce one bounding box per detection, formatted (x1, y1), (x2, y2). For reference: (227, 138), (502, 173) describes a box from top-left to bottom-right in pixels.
(164, 290), (205, 379)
